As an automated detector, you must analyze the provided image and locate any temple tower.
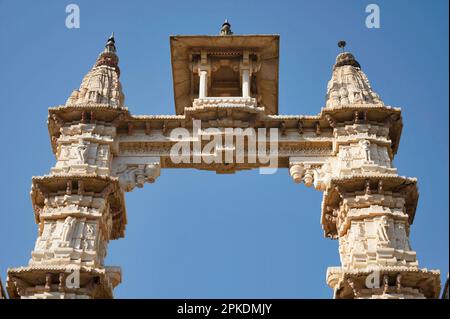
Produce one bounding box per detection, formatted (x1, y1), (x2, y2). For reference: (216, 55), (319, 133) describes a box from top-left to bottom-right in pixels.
(319, 47), (440, 298)
(6, 34), (126, 298)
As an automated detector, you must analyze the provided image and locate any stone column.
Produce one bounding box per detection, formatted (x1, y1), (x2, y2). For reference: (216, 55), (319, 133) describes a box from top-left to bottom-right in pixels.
(199, 70), (208, 98)
(242, 69), (250, 98)
(289, 109), (440, 298)
(198, 50), (209, 98)
(6, 35), (127, 299)
(321, 115), (440, 299)
(310, 49), (442, 299)
(6, 108), (126, 299)
(241, 50), (251, 98)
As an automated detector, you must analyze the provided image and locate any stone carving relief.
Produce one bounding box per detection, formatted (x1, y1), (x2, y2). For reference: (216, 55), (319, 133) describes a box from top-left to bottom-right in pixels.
(289, 161), (334, 190)
(71, 220), (97, 251)
(313, 163), (333, 191)
(52, 141), (112, 175)
(111, 156), (161, 192)
(335, 123), (391, 140)
(34, 218), (98, 251)
(289, 138), (396, 192)
(63, 34), (124, 122)
(376, 215), (392, 247)
(325, 52), (384, 108)
(95, 145), (111, 167)
(338, 215), (416, 269)
(339, 221), (366, 267)
(337, 142), (393, 176)
(339, 146), (353, 169)
(75, 142), (89, 164)
(66, 57), (124, 108)
(113, 163), (161, 192)
(34, 221), (57, 251)
(359, 139), (371, 162)
(60, 122), (116, 137)
(32, 217), (105, 267)
(56, 142), (91, 165)
(59, 216), (77, 247)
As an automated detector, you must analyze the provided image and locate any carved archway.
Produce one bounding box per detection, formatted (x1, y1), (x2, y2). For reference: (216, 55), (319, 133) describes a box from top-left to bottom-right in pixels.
(6, 29), (440, 299)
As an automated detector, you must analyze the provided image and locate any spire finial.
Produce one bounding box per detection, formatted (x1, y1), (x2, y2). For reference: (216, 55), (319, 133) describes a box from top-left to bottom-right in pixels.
(220, 19), (233, 36)
(334, 41), (360, 69)
(338, 40), (346, 53)
(105, 32), (116, 53)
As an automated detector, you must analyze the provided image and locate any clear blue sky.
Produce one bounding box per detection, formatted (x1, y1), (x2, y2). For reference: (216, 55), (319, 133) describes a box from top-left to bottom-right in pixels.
(0, 0), (448, 298)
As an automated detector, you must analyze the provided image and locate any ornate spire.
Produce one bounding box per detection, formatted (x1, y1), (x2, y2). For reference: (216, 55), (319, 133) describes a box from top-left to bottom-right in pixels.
(325, 41), (383, 108)
(66, 33), (125, 108)
(219, 19), (233, 35)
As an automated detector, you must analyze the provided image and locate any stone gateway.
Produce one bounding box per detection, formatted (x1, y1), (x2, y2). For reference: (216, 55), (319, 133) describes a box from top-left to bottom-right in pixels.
(6, 22), (440, 299)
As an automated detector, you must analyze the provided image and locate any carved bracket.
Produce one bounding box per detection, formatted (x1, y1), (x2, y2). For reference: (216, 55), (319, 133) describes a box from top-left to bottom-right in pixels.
(289, 157), (332, 191)
(111, 157), (161, 192)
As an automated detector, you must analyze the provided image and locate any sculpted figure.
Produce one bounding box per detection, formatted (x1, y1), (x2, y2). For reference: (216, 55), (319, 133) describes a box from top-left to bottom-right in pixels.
(340, 147), (352, 168)
(86, 223), (95, 236)
(377, 216), (390, 245)
(76, 141), (89, 164)
(97, 146), (106, 159)
(83, 223), (96, 250)
(353, 91), (362, 103)
(352, 223), (365, 252)
(330, 89), (340, 107)
(339, 87), (349, 105)
(383, 274), (389, 294)
(359, 139), (371, 162)
(346, 83), (360, 104)
(313, 163), (332, 191)
(115, 164), (138, 192)
(60, 216), (77, 246)
(378, 180), (384, 194)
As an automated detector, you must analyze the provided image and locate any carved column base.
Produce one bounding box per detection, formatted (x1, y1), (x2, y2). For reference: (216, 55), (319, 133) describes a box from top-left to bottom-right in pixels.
(6, 265), (121, 299)
(326, 266), (440, 299)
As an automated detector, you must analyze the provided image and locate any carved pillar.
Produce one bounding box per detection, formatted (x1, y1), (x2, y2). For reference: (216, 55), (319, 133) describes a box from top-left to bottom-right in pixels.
(198, 50), (209, 98)
(7, 108), (126, 299)
(241, 50), (251, 98)
(6, 35), (126, 299)
(199, 70), (208, 98)
(321, 116), (440, 299)
(242, 69), (250, 98)
(287, 48), (442, 299)
(289, 112), (441, 298)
